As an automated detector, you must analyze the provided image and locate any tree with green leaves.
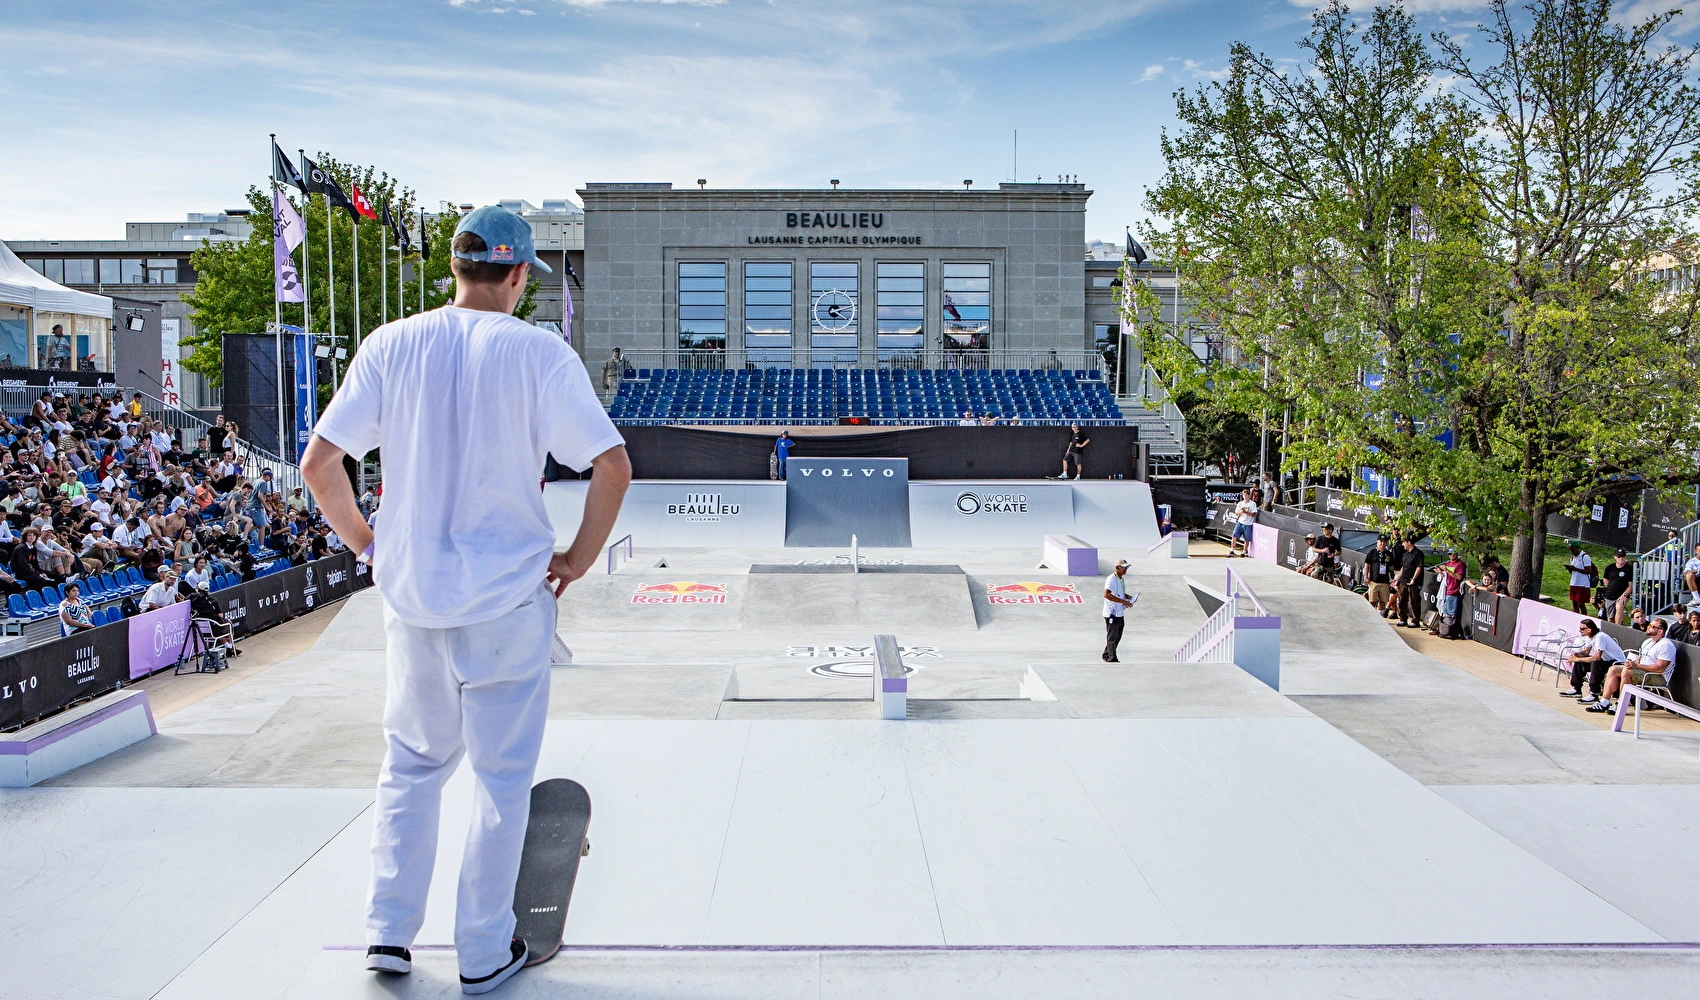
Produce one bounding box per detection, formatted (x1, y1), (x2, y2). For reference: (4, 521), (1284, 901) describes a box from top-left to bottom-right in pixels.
(1132, 0), (1700, 597)
(182, 157), (535, 386)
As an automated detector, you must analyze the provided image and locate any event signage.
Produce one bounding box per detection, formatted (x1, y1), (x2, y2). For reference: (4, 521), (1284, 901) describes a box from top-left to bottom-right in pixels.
(666, 493), (741, 521)
(631, 581), (728, 605)
(126, 602), (192, 680)
(744, 212), (923, 247)
(291, 332), (316, 462)
(986, 582), (1083, 605)
(954, 491), (1030, 516)
(1510, 599), (1591, 658)
(0, 367), (119, 390)
(785, 457), (911, 546)
(0, 624), (128, 731)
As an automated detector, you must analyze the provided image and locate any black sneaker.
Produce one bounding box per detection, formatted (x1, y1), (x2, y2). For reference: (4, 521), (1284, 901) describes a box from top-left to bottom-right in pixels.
(366, 945), (411, 974)
(461, 938), (527, 995)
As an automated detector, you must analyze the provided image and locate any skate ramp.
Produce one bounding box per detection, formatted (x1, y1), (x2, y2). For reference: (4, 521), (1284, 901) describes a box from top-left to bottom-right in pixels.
(739, 571), (978, 632)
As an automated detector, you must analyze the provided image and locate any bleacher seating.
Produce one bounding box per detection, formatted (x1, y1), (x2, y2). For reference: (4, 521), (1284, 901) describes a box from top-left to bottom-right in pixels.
(606, 367), (1125, 425)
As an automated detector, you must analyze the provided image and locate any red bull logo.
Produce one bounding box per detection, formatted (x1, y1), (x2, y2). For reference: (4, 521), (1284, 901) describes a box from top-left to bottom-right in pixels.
(986, 581), (1084, 605)
(631, 580), (728, 605)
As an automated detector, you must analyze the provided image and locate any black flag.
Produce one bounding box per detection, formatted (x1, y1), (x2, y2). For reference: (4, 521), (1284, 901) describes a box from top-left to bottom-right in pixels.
(301, 155), (358, 221)
(1125, 231), (1148, 264)
(419, 211), (430, 261)
(563, 256), (581, 289)
(272, 143), (305, 192)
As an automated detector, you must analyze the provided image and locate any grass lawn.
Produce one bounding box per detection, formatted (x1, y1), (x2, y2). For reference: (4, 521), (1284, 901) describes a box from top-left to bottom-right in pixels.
(1433, 536), (1617, 604)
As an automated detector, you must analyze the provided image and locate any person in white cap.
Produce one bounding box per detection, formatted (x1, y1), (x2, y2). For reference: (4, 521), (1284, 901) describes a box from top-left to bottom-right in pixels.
(1102, 559), (1139, 662)
(302, 204), (629, 995)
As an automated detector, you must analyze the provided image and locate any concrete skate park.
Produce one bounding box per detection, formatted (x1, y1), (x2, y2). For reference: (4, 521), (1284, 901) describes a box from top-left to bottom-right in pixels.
(4, 477), (1700, 1000)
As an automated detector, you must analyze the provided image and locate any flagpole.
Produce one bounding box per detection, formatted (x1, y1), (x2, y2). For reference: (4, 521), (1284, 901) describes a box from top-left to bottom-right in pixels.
(271, 135), (285, 460)
(419, 207), (426, 315)
(352, 199), (362, 353)
(325, 191), (339, 393)
(380, 202), (388, 328)
(297, 148), (314, 461)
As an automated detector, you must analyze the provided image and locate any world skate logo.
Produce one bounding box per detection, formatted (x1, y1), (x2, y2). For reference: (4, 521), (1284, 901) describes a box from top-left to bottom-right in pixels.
(631, 581), (728, 605)
(986, 581), (1083, 605)
(956, 491), (1029, 515)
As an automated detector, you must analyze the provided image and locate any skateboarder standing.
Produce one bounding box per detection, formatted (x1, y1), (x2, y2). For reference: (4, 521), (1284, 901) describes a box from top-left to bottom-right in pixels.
(1102, 558), (1137, 661)
(301, 205), (630, 995)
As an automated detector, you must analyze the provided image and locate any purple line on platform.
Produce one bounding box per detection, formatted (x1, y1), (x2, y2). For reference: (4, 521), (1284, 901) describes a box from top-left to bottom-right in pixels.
(1233, 616), (1282, 630)
(881, 678), (907, 693)
(0, 690), (152, 755)
(323, 941), (1700, 953)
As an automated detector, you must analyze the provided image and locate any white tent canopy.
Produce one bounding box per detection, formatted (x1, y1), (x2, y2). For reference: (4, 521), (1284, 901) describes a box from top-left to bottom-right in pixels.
(0, 237), (112, 317)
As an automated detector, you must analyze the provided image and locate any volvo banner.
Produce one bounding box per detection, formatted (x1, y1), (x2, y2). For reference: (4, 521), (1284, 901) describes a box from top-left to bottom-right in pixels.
(784, 457), (910, 546)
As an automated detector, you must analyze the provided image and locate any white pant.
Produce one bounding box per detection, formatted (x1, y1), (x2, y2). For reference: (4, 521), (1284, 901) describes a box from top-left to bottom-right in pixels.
(366, 584), (556, 977)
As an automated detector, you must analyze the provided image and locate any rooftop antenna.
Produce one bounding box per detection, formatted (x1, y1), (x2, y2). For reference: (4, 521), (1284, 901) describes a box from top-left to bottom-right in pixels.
(963, 179), (973, 189)
(830, 178), (840, 189)
(697, 178), (707, 189)
(1012, 130), (1018, 182)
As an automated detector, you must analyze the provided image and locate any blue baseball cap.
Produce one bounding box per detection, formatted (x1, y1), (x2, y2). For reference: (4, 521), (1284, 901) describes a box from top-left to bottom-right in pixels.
(451, 205), (552, 272)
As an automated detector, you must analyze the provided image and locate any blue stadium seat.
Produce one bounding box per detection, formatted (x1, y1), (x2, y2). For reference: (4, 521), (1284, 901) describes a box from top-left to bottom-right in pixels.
(26, 590), (46, 613)
(8, 593), (28, 619)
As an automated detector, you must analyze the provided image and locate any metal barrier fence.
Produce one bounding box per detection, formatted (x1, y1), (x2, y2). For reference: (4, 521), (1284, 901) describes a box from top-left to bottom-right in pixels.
(609, 416), (1128, 427)
(1634, 520), (1700, 615)
(604, 349), (1107, 379)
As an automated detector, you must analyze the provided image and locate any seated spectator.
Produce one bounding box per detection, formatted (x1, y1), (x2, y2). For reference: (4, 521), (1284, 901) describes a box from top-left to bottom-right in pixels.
(1668, 609), (1700, 645)
(1561, 618), (1624, 705)
(188, 580), (240, 657)
(1682, 543), (1700, 611)
(112, 516), (148, 563)
(182, 555), (214, 592)
(1591, 617), (1677, 713)
(289, 487), (311, 517)
(79, 522), (119, 573)
(138, 567), (180, 613)
(57, 582), (94, 637)
(1628, 607), (1652, 632)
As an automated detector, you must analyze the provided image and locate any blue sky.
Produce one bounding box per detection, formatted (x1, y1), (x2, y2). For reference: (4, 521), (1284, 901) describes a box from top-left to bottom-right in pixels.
(4, 0), (1681, 242)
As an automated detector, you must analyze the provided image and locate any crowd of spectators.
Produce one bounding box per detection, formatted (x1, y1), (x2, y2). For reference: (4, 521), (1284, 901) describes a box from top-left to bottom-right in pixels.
(0, 390), (345, 632)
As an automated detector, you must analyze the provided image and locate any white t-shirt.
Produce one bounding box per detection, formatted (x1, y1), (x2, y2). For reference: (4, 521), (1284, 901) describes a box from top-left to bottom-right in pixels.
(1234, 499), (1258, 526)
(140, 580), (177, 612)
(1103, 572), (1129, 618)
(1631, 636), (1677, 674)
(1567, 552), (1593, 588)
(314, 304), (624, 628)
(1684, 556), (1700, 577)
(1586, 631), (1625, 663)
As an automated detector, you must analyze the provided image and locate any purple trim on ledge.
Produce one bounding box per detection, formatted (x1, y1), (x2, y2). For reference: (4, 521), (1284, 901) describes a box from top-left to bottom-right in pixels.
(323, 941), (1700, 954)
(1233, 616), (1282, 630)
(881, 678), (908, 693)
(0, 691), (153, 755)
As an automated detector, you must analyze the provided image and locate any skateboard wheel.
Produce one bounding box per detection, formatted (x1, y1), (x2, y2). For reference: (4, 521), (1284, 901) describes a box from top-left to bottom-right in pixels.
(581, 838), (590, 857)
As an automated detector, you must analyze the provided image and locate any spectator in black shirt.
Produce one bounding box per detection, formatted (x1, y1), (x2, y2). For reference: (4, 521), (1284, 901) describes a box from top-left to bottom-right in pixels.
(1363, 534), (1396, 617)
(1598, 549), (1634, 624)
(1393, 537), (1426, 628)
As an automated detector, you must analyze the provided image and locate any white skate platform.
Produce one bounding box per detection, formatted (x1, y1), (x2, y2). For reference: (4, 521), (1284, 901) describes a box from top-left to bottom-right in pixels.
(4, 550), (1699, 1000)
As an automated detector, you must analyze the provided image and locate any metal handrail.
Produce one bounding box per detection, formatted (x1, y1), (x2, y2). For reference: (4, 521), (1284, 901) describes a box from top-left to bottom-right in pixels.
(604, 348), (1107, 378)
(609, 417), (1127, 427)
(1175, 600), (1236, 663)
(605, 534), (634, 575)
(1633, 518), (1700, 615)
(1224, 563), (1270, 617)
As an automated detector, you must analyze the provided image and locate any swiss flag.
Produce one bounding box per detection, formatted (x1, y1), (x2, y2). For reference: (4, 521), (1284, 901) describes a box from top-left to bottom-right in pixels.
(350, 184), (379, 221)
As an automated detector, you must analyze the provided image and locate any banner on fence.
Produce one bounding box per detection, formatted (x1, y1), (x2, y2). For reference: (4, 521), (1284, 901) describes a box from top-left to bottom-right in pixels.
(0, 624), (129, 730)
(126, 602), (193, 680)
(1510, 599), (1591, 658)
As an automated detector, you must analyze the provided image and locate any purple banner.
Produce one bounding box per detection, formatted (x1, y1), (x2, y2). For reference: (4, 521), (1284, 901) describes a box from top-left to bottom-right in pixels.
(1510, 599), (1589, 658)
(1250, 523), (1278, 564)
(126, 601), (193, 680)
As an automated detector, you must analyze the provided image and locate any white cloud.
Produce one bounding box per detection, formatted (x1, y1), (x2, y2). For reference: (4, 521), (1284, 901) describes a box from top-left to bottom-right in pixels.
(1137, 64), (1164, 83)
(1287, 0), (1486, 10)
(1181, 58), (1229, 81)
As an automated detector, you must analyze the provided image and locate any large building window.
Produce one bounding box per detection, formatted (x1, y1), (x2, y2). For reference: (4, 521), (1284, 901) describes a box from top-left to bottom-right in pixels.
(743, 261), (793, 363)
(678, 262), (727, 351)
(120, 260), (146, 284)
(876, 262), (924, 358)
(99, 259), (120, 285)
(810, 261), (858, 361)
(942, 262), (990, 350)
(147, 259), (178, 284)
(62, 260), (95, 285)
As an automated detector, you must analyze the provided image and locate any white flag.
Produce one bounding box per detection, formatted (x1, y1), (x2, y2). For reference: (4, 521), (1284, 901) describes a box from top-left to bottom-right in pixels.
(274, 188), (306, 303)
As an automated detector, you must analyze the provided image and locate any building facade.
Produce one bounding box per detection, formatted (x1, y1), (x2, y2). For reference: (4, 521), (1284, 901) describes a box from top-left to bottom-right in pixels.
(577, 182), (1104, 369)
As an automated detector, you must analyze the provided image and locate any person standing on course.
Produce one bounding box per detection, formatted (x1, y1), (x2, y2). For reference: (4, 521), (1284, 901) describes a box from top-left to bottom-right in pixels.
(773, 430), (794, 480)
(1229, 488), (1258, 557)
(301, 205), (631, 995)
(1050, 423), (1090, 480)
(1102, 558), (1138, 662)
